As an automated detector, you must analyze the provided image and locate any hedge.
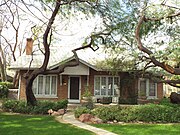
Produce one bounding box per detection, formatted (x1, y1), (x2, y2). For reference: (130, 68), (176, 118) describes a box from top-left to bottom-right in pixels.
(2, 99), (68, 114)
(0, 82), (13, 89)
(75, 104), (180, 123)
(0, 82), (13, 98)
(0, 85), (9, 98)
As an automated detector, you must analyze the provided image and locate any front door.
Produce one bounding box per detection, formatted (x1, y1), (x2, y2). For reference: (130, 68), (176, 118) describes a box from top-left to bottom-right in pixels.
(69, 76), (80, 102)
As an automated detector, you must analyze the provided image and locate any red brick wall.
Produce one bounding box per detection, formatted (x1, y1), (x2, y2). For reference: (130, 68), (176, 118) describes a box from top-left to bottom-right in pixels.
(19, 71), (89, 101)
(157, 83), (163, 99)
(19, 69), (164, 101)
(19, 70), (27, 100)
(19, 70), (68, 101)
(58, 75), (68, 100)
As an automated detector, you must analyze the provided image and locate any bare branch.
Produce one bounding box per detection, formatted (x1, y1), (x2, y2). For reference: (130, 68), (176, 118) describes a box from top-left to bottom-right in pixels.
(44, 43), (95, 74)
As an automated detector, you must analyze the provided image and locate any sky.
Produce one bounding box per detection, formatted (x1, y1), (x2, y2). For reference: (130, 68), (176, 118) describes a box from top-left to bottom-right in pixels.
(0, 0), (103, 62)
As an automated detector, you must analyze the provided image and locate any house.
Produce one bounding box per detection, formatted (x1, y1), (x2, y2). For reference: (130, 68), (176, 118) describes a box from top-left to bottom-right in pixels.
(10, 38), (164, 104)
(163, 83), (180, 97)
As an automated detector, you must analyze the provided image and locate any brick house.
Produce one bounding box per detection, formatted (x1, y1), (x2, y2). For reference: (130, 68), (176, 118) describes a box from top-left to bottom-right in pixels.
(10, 38), (164, 104)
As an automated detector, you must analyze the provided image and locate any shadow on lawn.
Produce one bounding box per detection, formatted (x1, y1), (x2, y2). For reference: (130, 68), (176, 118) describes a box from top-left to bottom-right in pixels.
(0, 113), (94, 135)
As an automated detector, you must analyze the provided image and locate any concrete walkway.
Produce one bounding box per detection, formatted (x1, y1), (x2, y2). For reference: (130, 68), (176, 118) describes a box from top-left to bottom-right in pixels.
(56, 113), (117, 135)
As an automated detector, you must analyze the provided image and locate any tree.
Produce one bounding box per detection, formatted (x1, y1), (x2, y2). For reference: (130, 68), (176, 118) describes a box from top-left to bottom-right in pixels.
(135, 1), (180, 86)
(23, 0), (98, 106)
(87, 0), (180, 86)
(0, 0), (31, 84)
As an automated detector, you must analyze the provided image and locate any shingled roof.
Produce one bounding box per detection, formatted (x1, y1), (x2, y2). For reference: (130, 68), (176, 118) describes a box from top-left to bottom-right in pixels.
(9, 45), (106, 71)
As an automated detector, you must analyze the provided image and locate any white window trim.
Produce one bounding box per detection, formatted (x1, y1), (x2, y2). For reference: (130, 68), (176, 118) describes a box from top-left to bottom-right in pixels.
(94, 75), (120, 97)
(138, 78), (157, 99)
(33, 75), (58, 98)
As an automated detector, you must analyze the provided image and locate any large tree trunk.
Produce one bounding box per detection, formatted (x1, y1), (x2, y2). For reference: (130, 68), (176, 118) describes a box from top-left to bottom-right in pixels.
(26, 78), (37, 106)
(25, 0), (61, 106)
(24, 0), (95, 106)
(0, 32), (7, 82)
(0, 57), (6, 81)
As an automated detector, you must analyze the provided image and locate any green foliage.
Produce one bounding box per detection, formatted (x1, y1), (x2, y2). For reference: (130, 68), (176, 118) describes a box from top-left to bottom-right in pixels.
(137, 104), (180, 123)
(159, 98), (171, 105)
(82, 86), (92, 97)
(2, 99), (68, 114)
(0, 85), (9, 99)
(87, 0), (180, 77)
(74, 107), (91, 118)
(81, 104), (180, 123)
(81, 98), (94, 110)
(0, 82), (13, 88)
(0, 82), (14, 98)
(92, 106), (121, 122)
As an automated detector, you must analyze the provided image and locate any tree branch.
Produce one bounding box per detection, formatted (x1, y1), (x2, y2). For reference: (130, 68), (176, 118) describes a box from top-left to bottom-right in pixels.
(135, 14), (180, 75)
(43, 43), (95, 74)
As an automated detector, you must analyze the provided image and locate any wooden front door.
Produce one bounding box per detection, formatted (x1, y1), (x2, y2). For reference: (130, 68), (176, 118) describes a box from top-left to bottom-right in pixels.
(70, 77), (80, 100)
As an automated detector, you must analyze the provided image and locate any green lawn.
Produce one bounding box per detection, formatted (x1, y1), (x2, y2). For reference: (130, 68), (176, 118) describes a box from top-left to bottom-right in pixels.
(93, 123), (180, 135)
(0, 113), (94, 135)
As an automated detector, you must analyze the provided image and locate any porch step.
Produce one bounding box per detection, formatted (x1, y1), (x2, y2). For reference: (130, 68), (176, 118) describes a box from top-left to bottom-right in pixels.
(67, 103), (81, 111)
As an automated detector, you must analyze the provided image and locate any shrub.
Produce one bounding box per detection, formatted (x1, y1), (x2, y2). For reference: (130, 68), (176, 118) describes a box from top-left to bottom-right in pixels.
(74, 107), (91, 118)
(81, 98), (94, 110)
(92, 106), (122, 122)
(136, 104), (180, 122)
(0, 82), (14, 99)
(115, 106), (138, 122)
(2, 99), (19, 111)
(87, 104), (180, 123)
(32, 100), (55, 114)
(0, 82), (13, 89)
(2, 99), (68, 114)
(0, 85), (9, 98)
(53, 99), (68, 110)
(159, 98), (170, 105)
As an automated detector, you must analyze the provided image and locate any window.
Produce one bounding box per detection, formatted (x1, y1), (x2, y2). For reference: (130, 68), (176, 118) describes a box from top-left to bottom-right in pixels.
(94, 76), (120, 96)
(138, 78), (157, 99)
(33, 75), (57, 97)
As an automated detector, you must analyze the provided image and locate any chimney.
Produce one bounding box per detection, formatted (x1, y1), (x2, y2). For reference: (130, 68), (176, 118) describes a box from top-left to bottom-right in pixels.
(26, 38), (33, 55)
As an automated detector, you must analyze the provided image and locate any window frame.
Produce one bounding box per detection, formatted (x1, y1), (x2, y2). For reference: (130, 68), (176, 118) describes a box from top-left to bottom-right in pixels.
(94, 75), (120, 97)
(33, 75), (58, 98)
(138, 78), (157, 99)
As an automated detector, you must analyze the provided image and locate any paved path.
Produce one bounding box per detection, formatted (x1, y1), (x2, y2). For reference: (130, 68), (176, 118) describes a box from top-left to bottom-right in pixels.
(56, 113), (117, 135)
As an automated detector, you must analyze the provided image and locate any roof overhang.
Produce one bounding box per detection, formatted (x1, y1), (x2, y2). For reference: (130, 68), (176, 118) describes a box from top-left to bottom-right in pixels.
(49, 56), (99, 71)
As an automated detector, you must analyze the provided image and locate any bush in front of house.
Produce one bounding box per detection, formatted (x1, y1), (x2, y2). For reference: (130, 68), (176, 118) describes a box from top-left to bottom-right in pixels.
(91, 105), (123, 122)
(0, 82), (14, 89)
(136, 104), (180, 123)
(0, 82), (14, 99)
(74, 107), (91, 118)
(2, 99), (68, 114)
(75, 104), (180, 123)
(0, 85), (9, 98)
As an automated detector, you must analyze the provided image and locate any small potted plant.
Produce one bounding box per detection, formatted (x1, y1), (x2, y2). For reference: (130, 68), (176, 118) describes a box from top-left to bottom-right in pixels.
(82, 86), (92, 100)
(139, 91), (147, 99)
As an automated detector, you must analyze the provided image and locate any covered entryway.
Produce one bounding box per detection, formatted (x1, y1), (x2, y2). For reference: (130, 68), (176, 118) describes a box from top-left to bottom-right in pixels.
(68, 76), (81, 103)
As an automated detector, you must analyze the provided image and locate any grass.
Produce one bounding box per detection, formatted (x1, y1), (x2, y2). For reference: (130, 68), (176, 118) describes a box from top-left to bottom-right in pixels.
(93, 123), (180, 135)
(0, 112), (94, 135)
